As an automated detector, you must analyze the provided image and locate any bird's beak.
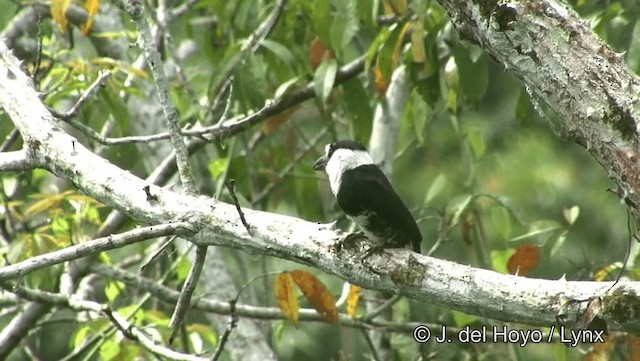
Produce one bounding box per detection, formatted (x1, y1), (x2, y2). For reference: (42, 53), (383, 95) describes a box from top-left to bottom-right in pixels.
(313, 155), (328, 171)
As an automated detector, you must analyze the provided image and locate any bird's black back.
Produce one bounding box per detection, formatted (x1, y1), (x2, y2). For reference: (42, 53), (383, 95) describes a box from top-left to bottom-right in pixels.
(336, 164), (422, 252)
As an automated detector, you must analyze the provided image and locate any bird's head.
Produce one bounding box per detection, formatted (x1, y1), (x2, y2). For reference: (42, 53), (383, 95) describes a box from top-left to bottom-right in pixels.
(313, 140), (374, 178)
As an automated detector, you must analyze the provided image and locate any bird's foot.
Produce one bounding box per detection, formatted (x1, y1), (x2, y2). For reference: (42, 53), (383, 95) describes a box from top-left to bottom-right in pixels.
(333, 231), (367, 253)
(362, 244), (388, 263)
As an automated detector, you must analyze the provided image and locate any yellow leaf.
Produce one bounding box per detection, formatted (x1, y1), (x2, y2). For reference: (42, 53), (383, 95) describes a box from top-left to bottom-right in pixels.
(51, 0), (72, 32)
(346, 284), (361, 318)
(274, 272), (299, 324)
(291, 270), (339, 324)
(25, 194), (65, 217)
(410, 18), (426, 64)
(373, 59), (388, 95)
(82, 0), (101, 35)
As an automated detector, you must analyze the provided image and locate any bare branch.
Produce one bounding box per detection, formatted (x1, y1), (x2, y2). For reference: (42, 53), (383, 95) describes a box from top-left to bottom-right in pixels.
(0, 150), (32, 171)
(52, 55), (366, 146)
(124, 0), (197, 195)
(2, 19), (639, 332)
(0, 222), (192, 281)
(207, 0), (286, 113)
(53, 71), (113, 121)
(2, 284), (209, 361)
(436, 0), (640, 213)
(168, 244), (207, 343)
(0, 302), (51, 359)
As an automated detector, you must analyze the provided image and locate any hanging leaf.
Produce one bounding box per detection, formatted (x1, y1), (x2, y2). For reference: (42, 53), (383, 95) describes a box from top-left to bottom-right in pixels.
(346, 284), (362, 318)
(373, 59), (389, 95)
(274, 272), (299, 324)
(562, 205), (580, 226)
(51, 0), (72, 31)
(507, 244), (540, 276)
(309, 37), (333, 71)
(313, 59), (338, 105)
(82, 0), (101, 35)
(291, 270), (340, 324)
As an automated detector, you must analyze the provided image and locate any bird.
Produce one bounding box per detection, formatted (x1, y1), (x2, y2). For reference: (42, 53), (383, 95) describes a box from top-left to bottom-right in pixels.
(313, 140), (422, 253)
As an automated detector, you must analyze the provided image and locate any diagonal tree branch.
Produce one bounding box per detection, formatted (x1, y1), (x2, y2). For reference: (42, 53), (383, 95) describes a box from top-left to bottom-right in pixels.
(436, 0), (640, 214)
(2, 2), (640, 335)
(0, 222), (192, 280)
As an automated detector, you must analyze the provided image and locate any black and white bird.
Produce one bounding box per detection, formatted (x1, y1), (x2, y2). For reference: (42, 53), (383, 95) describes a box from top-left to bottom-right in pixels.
(313, 140), (422, 253)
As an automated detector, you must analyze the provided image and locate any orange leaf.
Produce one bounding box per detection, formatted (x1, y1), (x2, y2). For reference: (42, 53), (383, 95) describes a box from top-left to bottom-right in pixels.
(51, 0), (72, 32)
(346, 284), (362, 318)
(274, 272), (299, 324)
(262, 106), (299, 134)
(373, 59), (388, 95)
(309, 37), (333, 71)
(291, 270), (340, 324)
(82, 0), (101, 35)
(507, 244), (540, 277)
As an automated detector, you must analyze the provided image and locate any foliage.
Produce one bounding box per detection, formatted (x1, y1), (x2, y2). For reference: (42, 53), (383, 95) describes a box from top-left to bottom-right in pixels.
(1, 0), (640, 360)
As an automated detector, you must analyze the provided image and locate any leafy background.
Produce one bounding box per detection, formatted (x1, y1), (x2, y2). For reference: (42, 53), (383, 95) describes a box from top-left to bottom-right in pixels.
(1, 0), (639, 360)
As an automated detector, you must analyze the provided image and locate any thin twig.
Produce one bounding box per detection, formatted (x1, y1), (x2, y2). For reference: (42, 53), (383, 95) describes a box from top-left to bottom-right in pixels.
(168, 245), (208, 344)
(361, 294), (402, 322)
(0, 222), (191, 281)
(124, 0), (197, 195)
(57, 56), (366, 146)
(226, 179), (251, 234)
(252, 127), (329, 205)
(139, 235), (177, 272)
(53, 71), (113, 120)
(211, 299), (237, 361)
(207, 0), (287, 117)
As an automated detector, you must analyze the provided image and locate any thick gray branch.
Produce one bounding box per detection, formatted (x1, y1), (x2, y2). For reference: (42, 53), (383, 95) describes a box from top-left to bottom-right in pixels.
(1, 24), (639, 332)
(437, 0), (640, 210)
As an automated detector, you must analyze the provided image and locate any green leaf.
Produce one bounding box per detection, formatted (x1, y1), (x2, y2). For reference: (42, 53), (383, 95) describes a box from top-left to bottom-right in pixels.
(72, 325), (92, 350)
(260, 39), (296, 67)
(424, 173), (447, 205)
(330, 0), (359, 54)
(563, 205), (580, 226)
(445, 194), (473, 228)
(467, 127), (485, 158)
(51, 217), (71, 238)
(451, 310), (477, 327)
(515, 89), (532, 121)
(545, 229), (568, 257)
(492, 207), (511, 241)
(404, 89), (430, 145)
(490, 248), (514, 274)
(99, 338), (121, 361)
(105, 281), (124, 302)
(177, 258), (192, 280)
(343, 78), (373, 143)
(312, 0), (331, 45)
(366, 26), (392, 71)
(376, 23), (404, 82)
(208, 158), (229, 180)
(274, 77), (301, 99)
(313, 58), (338, 105)
(508, 220), (562, 243)
(626, 19), (640, 74)
(453, 47), (488, 102)
(356, 0), (377, 28)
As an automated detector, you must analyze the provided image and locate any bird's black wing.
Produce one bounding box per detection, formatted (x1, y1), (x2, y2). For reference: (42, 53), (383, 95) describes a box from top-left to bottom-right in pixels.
(337, 165), (422, 252)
